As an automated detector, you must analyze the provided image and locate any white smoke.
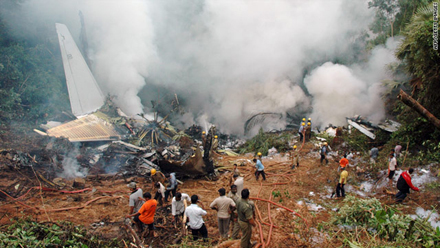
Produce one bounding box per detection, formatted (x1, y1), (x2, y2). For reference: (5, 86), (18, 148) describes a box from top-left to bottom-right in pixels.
(81, 1), (157, 115)
(304, 37), (401, 128)
(5, 0), (405, 135)
(58, 149), (88, 179)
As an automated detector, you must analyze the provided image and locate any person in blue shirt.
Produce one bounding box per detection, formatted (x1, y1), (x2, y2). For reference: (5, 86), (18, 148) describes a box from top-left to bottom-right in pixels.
(253, 158), (266, 181)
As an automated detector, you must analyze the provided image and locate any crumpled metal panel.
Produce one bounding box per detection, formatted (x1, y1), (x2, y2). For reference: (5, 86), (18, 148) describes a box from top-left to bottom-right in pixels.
(45, 115), (121, 142)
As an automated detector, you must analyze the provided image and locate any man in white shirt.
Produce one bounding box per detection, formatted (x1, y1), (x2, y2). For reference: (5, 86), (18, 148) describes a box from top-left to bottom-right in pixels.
(127, 182), (143, 215)
(185, 195), (208, 241)
(154, 182), (166, 206)
(171, 192), (191, 226)
(388, 153), (397, 186)
(210, 188), (236, 239)
(233, 174), (244, 197)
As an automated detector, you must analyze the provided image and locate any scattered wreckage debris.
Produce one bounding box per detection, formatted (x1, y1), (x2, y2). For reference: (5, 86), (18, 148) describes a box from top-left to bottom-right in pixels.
(34, 114), (122, 142)
(33, 23), (221, 177)
(244, 112), (283, 135)
(347, 118), (376, 140)
(346, 115), (401, 140)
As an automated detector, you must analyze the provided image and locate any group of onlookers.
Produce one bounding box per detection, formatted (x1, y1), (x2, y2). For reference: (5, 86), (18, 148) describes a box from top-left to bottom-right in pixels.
(125, 165), (258, 247)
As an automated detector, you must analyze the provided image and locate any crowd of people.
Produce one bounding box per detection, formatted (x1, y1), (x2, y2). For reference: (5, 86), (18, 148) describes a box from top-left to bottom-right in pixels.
(124, 164), (259, 247)
(124, 123), (420, 247)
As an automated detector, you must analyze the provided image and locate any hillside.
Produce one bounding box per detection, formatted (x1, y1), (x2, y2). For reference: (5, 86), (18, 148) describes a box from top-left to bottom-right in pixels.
(1, 133), (439, 247)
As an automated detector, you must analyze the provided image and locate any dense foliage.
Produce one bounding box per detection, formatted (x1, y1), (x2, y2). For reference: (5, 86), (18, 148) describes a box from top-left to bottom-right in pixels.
(0, 0), (69, 123)
(0, 218), (123, 247)
(239, 128), (293, 156)
(392, 2), (440, 162)
(368, 0), (434, 46)
(369, 0), (440, 163)
(331, 196), (440, 247)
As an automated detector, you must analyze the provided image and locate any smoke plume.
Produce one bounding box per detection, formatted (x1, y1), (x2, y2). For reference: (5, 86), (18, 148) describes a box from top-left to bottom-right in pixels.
(3, 0), (401, 135)
(304, 37), (401, 127)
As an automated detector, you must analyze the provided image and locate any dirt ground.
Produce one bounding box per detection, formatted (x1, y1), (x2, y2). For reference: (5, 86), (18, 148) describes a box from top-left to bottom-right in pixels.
(0, 138), (438, 247)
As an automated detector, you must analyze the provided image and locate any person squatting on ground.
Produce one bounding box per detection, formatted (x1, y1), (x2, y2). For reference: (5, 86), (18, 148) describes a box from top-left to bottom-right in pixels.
(150, 169), (166, 189)
(388, 153), (397, 186)
(126, 192), (157, 237)
(185, 195), (208, 241)
(320, 142), (329, 165)
(396, 168), (419, 203)
(165, 172), (178, 202)
(210, 188), (236, 239)
(154, 182), (166, 206)
(236, 188), (256, 248)
(336, 167), (348, 198)
(291, 145), (299, 169)
(370, 147), (379, 164)
(253, 158), (266, 181)
(171, 192), (191, 227)
(227, 185), (241, 240)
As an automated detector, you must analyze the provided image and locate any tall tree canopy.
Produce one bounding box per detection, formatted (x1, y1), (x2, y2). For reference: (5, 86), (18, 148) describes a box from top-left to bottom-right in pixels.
(0, 0), (69, 122)
(393, 2), (440, 158)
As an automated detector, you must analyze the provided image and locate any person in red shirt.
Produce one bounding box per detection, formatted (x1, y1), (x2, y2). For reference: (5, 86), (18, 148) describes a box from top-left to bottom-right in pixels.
(396, 168), (420, 203)
(126, 192), (157, 237)
(339, 154), (349, 171)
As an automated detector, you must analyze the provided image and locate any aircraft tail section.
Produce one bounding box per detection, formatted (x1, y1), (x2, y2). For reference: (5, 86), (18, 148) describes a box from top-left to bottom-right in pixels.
(56, 23), (105, 117)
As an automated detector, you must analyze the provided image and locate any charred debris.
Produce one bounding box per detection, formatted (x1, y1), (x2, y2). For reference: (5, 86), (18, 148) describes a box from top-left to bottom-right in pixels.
(6, 98), (244, 188)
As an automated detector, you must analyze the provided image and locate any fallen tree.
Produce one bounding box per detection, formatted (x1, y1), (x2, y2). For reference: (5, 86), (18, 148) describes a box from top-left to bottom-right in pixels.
(397, 89), (440, 130)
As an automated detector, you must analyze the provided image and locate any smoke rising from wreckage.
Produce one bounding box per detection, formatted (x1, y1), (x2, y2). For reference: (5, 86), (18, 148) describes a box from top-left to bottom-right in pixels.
(2, 2), (440, 247)
(31, 23), (220, 178)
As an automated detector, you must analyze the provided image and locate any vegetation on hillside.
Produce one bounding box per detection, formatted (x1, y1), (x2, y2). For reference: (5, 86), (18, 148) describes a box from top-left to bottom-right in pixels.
(0, 0), (69, 123)
(0, 218), (123, 247)
(239, 128), (293, 156)
(328, 196), (440, 247)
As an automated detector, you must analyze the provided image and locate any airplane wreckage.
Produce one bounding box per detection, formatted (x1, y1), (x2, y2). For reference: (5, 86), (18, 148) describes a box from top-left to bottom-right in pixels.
(31, 23), (405, 181)
(345, 115), (401, 140)
(32, 23), (228, 178)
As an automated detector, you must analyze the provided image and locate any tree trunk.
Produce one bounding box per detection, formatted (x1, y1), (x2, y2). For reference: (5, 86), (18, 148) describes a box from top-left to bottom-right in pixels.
(397, 89), (440, 129)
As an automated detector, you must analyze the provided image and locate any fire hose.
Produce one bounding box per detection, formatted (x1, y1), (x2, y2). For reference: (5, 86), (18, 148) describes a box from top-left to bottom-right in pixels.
(1, 187), (128, 212)
(249, 197), (308, 227)
(254, 182), (266, 248)
(265, 187), (276, 247)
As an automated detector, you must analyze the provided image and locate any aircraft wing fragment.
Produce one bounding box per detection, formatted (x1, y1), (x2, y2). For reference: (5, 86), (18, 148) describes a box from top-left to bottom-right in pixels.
(347, 119), (376, 139)
(43, 114), (121, 142)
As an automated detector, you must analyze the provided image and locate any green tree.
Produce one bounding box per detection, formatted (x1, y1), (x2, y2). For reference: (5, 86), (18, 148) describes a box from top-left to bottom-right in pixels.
(368, 0), (433, 46)
(393, 3), (440, 160)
